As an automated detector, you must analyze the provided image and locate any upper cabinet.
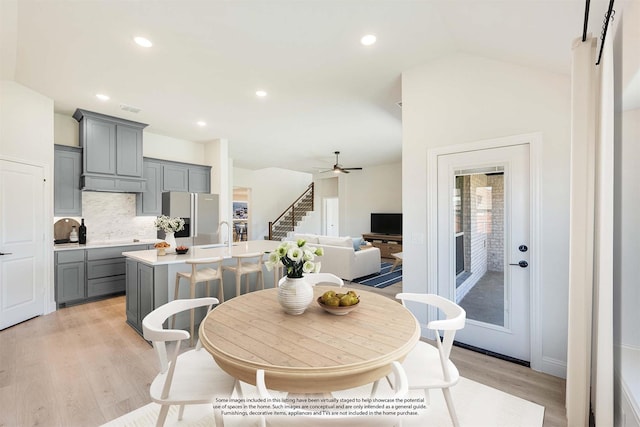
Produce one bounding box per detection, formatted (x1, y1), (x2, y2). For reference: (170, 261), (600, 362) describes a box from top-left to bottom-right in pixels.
(73, 109), (147, 192)
(54, 145), (82, 216)
(136, 158), (211, 216)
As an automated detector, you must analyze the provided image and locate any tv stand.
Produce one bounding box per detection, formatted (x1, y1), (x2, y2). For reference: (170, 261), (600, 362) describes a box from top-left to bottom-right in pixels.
(362, 233), (402, 258)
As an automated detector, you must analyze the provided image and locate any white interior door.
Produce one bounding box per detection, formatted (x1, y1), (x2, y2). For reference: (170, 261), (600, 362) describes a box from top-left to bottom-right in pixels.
(437, 144), (530, 362)
(323, 197), (339, 237)
(0, 160), (45, 330)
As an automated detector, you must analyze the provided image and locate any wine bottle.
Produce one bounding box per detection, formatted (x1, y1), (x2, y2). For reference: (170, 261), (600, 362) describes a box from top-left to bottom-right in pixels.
(79, 218), (87, 244)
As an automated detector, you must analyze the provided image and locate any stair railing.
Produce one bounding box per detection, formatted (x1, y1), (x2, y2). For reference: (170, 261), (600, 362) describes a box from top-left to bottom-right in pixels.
(268, 183), (314, 240)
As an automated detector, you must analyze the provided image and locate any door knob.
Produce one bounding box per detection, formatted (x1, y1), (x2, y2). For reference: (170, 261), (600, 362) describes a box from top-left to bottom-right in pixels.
(509, 260), (528, 268)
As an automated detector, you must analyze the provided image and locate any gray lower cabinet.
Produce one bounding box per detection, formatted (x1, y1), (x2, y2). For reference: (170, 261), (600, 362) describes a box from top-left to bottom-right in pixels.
(54, 145), (82, 216)
(55, 244), (150, 307)
(55, 250), (86, 304)
(125, 259), (169, 336)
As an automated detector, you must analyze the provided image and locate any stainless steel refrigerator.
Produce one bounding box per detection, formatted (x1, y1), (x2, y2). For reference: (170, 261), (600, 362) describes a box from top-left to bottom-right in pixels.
(159, 192), (220, 246)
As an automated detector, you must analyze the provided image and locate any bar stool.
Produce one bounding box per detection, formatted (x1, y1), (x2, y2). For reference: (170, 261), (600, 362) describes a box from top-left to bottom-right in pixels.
(173, 257), (224, 346)
(222, 252), (265, 297)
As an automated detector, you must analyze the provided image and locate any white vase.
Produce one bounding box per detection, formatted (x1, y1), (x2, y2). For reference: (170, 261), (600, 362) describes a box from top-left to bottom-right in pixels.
(164, 231), (177, 253)
(277, 277), (314, 315)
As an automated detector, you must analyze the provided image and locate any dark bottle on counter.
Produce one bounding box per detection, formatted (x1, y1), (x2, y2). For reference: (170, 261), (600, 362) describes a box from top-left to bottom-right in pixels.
(79, 218), (87, 244)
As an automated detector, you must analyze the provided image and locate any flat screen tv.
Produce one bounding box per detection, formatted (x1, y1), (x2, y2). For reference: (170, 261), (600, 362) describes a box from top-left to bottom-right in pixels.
(370, 213), (402, 235)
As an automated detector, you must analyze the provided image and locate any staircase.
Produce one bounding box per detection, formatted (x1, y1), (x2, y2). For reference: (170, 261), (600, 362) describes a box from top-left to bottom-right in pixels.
(269, 183), (314, 240)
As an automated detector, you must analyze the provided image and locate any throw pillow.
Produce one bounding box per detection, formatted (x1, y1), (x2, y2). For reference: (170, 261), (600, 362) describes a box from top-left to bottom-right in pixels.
(352, 236), (364, 251)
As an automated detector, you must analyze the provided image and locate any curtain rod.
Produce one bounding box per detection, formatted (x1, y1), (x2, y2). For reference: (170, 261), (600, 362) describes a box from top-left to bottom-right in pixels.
(582, 0), (591, 42)
(596, 0), (615, 65)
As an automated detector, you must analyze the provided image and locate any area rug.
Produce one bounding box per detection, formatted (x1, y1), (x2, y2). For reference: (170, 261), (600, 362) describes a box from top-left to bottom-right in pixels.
(101, 376), (544, 427)
(352, 262), (402, 288)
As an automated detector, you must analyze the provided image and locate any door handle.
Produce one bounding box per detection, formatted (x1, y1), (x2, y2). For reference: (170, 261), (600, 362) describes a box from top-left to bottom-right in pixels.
(509, 260), (528, 268)
(0, 252), (13, 256)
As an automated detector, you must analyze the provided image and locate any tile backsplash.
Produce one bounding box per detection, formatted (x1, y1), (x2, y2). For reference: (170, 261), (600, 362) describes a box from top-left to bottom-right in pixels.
(54, 192), (157, 242)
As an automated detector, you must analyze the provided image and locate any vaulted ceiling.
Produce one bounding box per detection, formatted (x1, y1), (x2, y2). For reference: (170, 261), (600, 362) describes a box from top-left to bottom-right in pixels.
(1, 0), (624, 172)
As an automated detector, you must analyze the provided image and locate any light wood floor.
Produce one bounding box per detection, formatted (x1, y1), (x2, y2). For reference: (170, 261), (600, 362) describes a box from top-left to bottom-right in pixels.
(0, 293), (566, 426)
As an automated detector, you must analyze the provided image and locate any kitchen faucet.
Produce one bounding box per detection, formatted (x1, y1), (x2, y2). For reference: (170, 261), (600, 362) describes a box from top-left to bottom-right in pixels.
(217, 221), (233, 251)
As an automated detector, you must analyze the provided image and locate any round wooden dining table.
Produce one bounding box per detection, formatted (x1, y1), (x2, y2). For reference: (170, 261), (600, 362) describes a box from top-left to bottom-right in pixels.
(199, 285), (420, 394)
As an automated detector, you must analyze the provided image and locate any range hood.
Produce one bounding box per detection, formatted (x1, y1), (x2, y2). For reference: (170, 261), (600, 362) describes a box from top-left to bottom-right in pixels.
(73, 109), (148, 193)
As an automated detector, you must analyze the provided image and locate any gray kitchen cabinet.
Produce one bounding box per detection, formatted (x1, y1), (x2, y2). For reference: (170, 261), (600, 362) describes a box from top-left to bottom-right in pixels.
(54, 145), (82, 216)
(125, 259), (169, 336)
(73, 109), (147, 192)
(136, 158), (211, 215)
(162, 163), (189, 192)
(55, 250), (86, 304)
(136, 159), (163, 216)
(188, 165), (211, 193)
(55, 244), (150, 308)
(125, 260), (139, 330)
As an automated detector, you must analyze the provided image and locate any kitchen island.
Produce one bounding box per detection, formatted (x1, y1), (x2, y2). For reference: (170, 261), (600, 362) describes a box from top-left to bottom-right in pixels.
(122, 240), (281, 335)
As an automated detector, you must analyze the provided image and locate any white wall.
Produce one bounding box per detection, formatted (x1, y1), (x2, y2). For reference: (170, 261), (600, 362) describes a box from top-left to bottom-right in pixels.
(0, 80), (55, 311)
(337, 162), (402, 237)
(233, 166), (313, 240)
(617, 108), (640, 349)
(402, 53), (571, 376)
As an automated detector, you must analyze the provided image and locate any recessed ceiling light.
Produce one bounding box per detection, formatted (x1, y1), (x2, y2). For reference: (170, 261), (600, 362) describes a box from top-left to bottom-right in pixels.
(197, 121), (207, 127)
(360, 34), (377, 46)
(134, 36), (153, 48)
(256, 90), (267, 97)
(96, 93), (110, 101)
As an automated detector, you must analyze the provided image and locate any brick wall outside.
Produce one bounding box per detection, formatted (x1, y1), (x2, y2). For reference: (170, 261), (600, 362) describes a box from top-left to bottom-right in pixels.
(486, 174), (504, 272)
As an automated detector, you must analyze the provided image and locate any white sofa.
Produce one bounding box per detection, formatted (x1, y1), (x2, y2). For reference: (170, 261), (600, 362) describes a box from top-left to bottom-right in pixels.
(291, 234), (381, 281)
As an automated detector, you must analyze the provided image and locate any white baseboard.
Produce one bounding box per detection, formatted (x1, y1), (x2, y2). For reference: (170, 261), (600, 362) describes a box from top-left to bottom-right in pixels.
(538, 356), (567, 378)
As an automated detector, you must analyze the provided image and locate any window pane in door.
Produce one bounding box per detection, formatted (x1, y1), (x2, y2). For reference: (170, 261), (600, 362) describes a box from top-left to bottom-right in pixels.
(454, 172), (505, 327)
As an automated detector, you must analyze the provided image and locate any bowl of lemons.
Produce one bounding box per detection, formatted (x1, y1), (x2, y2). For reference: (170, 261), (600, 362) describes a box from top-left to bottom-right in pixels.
(317, 290), (360, 315)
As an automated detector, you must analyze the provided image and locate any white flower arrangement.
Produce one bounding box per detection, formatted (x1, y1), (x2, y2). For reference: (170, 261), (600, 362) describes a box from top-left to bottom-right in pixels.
(154, 215), (185, 233)
(265, 239), (323, 279)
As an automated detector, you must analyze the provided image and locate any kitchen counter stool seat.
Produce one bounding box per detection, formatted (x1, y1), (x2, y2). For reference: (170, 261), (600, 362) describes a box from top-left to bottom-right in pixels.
(222, 252), (265, 297)
(173, 257), (224, 346)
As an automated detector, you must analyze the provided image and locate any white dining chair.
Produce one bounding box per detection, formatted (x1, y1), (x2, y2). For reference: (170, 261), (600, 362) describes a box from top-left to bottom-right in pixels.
(373, 292), (466, 427)
(255, 361), (408, 427)
(143, 297), (239, 427)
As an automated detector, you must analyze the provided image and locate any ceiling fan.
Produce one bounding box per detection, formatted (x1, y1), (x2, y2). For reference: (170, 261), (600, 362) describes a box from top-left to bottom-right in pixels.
(318, 151), (363, 174)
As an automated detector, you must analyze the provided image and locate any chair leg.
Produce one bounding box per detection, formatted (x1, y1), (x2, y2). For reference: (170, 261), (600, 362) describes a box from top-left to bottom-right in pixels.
(171, 276), (181, 329)
(189, 280), (196, 347)
(442, 387), (460, 427)
(370, 379), (380, 397)
(206, 280), (211, 297)
(258, 271), (264, 290)
(178, 404), (185, 420)
(235, 273), (241, 297)
(156, 404), (171, 427)
(217, 277), (225, 303)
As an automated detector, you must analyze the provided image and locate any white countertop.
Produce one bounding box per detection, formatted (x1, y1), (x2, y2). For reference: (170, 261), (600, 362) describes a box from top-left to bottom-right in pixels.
(53, 239), (160, 251)
(122, 240), (281, 266)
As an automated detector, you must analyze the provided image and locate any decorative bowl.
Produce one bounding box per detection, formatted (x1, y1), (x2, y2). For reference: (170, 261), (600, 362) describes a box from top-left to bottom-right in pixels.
(175, 247), (189, 255)
(316, 297), (360, 315)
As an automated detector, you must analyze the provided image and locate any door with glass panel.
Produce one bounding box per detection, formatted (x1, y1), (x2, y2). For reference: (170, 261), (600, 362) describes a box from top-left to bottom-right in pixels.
(437, 144), (530, 362)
